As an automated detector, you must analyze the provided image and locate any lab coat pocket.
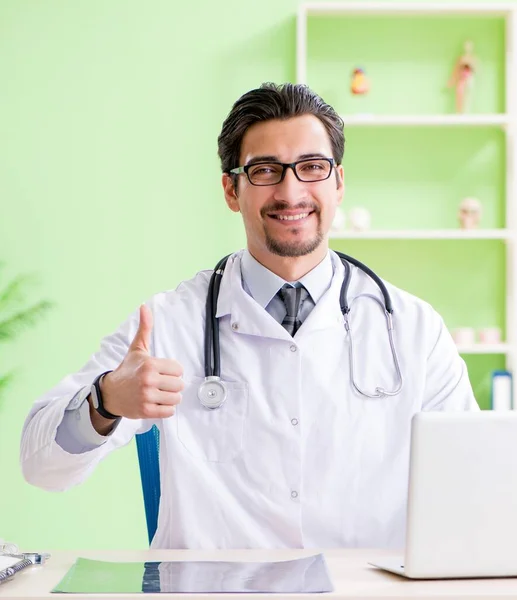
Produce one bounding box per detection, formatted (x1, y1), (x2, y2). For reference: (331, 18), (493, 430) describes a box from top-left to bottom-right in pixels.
(176, 376), (249, 463)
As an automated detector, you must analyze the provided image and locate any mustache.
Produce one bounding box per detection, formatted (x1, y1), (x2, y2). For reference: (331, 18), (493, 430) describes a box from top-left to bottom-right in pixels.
(261, 202), (319, 217)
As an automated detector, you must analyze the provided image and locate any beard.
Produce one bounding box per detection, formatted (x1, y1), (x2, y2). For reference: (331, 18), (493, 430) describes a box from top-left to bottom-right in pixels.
(261, 204), (324, 257)
(265, 229), (324, 257)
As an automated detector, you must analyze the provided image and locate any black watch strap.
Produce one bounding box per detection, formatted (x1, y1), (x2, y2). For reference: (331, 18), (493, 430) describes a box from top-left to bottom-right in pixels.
(92, 370), (120, 420)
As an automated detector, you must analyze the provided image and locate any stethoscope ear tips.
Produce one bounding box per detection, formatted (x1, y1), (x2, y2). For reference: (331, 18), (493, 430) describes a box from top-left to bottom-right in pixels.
(198, 376), (228, 410)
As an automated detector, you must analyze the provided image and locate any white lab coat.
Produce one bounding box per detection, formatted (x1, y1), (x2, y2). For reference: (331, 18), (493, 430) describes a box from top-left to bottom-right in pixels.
(20, 250), (478, 549)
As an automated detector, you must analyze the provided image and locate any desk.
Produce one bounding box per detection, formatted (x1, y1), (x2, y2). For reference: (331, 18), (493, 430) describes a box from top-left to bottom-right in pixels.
(2, 548), (517, 599)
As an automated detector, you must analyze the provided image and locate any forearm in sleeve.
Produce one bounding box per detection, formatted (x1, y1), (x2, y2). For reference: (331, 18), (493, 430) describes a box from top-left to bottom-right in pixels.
(55, 387), (121, 454)
(20, 306), (145, 491)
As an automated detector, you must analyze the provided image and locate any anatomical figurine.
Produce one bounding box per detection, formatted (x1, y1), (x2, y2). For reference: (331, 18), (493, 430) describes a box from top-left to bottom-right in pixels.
(447, 41), (477, 113)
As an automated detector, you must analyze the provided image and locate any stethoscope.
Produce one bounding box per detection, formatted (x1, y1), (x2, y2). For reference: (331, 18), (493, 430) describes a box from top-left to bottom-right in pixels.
(197, 251), (404, 410)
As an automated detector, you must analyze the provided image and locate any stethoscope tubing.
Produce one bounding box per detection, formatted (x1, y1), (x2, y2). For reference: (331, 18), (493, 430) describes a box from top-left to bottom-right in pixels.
(335, 251), (393, 315)
(204, 254), (230, 378)
(346, 293), (403, 398)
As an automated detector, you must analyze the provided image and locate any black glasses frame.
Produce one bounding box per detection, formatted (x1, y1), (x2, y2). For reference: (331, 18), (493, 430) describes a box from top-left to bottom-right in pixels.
(229, 157), (336, 187)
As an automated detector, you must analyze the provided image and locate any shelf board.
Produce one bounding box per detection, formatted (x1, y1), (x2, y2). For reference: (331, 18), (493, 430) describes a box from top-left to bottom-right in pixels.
(457, 343), (510, 354)
(302, 3), (516, 16)
(339, 114), (510, 127)
(330, 230), (512, 240)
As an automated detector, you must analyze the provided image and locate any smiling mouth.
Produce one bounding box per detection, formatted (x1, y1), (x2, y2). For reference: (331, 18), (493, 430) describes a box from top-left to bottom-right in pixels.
(268, 211), (315, 221)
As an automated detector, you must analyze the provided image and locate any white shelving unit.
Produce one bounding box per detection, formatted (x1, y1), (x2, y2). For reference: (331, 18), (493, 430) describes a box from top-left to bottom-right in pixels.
(339, 115), (512, 128)
(297, 3), (517, 402)
(330, 230), (514, 240)
(456, 343), (511, 355)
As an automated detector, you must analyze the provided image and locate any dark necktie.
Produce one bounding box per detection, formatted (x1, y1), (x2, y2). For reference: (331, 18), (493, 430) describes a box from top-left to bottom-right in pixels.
(279, 284), (309, 336)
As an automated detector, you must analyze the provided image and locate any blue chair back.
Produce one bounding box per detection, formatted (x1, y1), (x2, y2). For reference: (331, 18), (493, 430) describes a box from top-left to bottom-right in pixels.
(135, 425), (161, 545)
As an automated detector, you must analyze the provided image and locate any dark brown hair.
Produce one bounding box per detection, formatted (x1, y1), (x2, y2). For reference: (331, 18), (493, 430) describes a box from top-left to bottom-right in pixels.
(217, 82), (345, 175)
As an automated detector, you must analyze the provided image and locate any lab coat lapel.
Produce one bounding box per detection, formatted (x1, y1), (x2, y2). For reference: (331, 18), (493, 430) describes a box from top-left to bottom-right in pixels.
(215, 251), (290, 340)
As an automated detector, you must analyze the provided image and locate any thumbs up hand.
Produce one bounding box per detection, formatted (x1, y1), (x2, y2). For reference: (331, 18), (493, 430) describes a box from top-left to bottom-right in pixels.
(99, 304), (184, 420)
(128, 302), (154, 354)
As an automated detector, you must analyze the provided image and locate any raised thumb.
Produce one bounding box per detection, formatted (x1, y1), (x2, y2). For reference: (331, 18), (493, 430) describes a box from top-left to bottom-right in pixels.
(129, 304), (153, 353)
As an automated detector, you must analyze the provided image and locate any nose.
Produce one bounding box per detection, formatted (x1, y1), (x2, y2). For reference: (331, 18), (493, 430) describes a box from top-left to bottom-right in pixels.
(272, 166), (308, 203)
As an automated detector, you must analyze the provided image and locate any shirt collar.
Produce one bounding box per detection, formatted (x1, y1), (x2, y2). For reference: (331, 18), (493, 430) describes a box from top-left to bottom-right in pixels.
(240, 249), (334, 309)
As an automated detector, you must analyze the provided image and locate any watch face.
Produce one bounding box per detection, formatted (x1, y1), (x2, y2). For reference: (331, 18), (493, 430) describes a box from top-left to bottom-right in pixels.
(90, 384), (100, 409)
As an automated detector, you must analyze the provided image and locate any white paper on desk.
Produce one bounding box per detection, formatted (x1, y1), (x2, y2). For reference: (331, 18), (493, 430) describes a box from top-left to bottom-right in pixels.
(0, 555), (22, 570)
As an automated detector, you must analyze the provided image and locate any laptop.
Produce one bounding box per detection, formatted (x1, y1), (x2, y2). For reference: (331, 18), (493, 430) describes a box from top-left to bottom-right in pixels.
(369, 410), (517, 579)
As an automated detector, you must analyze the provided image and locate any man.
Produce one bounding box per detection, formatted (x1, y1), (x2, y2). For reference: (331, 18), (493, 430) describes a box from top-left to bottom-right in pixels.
(21, 83), (478, 550)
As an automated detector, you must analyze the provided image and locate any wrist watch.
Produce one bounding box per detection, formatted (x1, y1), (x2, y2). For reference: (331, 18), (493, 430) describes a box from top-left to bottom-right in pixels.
(90, 370), (120, 420)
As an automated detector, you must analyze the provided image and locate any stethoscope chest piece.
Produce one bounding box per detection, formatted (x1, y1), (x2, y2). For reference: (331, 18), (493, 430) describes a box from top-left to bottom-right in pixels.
(198, 376), (228, 410)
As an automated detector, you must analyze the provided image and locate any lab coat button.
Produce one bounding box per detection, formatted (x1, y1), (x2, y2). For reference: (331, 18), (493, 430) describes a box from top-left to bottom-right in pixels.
(290, 344), (297, 352)
(291, 490), (299, 499)
(291, 418), (299, 426)
(231, 322), (239, 331)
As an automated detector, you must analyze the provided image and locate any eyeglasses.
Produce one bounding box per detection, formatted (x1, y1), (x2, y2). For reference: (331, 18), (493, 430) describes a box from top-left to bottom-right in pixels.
(229, 157), (336, 186)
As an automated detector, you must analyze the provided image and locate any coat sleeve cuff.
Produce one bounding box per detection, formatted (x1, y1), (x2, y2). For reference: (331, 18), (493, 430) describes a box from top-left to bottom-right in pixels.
(55, 387), (121, 454)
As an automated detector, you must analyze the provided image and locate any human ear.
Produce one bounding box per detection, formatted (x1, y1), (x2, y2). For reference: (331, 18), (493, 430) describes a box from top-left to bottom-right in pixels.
(222, 173), (240, 213)
(336, 165), (345, 206)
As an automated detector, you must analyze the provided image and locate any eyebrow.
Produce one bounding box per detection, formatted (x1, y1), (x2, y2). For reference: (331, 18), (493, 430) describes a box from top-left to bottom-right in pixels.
(246, 152), (328, 165)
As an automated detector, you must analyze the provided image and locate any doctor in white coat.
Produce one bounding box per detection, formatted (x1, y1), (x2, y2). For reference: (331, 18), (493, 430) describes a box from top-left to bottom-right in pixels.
(20, 82), (479, 550)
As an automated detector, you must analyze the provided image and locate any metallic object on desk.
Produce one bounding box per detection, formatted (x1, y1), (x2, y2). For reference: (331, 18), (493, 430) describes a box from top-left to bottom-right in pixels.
(0, 542), (19, 554)
(0, 552), (51, 585)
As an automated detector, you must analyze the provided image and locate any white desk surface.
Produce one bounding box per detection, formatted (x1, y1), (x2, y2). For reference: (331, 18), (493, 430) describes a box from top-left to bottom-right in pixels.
(2, 548), (517, 599)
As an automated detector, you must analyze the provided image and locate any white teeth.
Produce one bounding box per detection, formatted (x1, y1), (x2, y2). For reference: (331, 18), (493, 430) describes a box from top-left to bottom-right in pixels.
(276, 213), (310, 221)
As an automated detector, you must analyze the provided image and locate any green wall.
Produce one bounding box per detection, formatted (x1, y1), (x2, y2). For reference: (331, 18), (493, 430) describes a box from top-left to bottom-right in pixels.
(0, 0), (510, 550)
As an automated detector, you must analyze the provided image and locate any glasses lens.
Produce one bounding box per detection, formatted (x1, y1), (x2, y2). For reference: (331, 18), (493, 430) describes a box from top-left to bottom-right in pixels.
(248, 163), (283, 185)
(295, 159), (332, 182)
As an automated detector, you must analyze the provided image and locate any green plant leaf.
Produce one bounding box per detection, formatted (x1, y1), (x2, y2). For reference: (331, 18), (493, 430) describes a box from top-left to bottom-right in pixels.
(0, 273), (38, 314)
(0, 300), (54, 343)
(0, 266), (54, 404)
(0, 371), (15, 398)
